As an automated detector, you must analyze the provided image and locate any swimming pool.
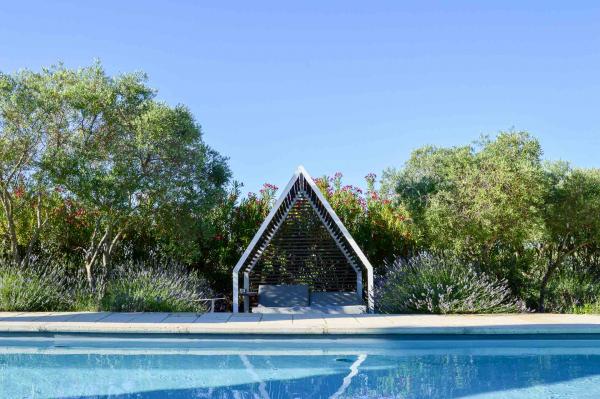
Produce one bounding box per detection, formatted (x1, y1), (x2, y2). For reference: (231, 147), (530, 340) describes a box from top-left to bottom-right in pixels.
(1, 334), (600, 398)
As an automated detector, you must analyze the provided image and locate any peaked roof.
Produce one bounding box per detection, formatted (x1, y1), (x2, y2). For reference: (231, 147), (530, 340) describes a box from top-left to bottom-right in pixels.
(233, 165), (374, 289)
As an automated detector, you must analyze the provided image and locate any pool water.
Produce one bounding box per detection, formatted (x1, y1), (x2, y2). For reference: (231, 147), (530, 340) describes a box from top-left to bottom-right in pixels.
(1, 335), (600, 398)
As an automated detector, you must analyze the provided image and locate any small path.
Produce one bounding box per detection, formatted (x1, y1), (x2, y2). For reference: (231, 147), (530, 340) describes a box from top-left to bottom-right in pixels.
(0, 312), (599, 335)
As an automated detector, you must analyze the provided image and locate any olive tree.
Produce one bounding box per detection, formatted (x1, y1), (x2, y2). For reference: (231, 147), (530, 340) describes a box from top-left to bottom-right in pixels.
(536, 164), (600, 311)
(0, 70), (57, 265)
(1, 63), (230, 290)
(388, 133), (544, 254)
(384, 132), (545, 296)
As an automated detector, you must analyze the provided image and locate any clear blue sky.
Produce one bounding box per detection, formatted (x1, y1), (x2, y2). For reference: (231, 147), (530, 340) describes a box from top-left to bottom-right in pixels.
(1, 1), (599, 194)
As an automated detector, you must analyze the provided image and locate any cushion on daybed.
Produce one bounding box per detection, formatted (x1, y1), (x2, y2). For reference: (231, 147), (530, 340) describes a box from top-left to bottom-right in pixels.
(310, 291), (363, 307)
(258, 284), (309, 307)
(252, 305), (366, 314)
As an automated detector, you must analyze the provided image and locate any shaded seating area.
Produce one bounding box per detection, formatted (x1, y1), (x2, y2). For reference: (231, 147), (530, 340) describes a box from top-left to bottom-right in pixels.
(253, 284), (366, 314)
(232, 166), (374, 313)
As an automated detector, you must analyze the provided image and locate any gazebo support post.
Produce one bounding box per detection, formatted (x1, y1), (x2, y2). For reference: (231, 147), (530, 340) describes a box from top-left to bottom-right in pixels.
(367, 272), (374, 313)
(243, 271), (250, 313)
(356, 271), (363, 303)
(232, 272), (239, 313)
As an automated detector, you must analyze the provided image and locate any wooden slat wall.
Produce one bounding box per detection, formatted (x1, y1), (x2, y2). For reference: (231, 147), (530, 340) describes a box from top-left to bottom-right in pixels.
(242, 175), (364, 295)
(249, 192), (357, 292)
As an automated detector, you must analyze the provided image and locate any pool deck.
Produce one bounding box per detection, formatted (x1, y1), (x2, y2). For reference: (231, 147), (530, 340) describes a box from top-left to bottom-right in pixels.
(1, 312), (600, 335)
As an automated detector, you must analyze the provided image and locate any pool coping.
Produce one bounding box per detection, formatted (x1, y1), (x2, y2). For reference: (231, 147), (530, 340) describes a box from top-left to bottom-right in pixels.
(1, 312), (600, 335)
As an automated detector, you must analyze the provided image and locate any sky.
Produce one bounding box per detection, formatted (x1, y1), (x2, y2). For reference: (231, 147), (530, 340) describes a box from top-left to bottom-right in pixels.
(1, 1), (599, 194)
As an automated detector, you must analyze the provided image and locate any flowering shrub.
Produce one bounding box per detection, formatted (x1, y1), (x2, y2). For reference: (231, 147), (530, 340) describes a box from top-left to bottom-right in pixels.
(0, 257), (71, 311)
(101, 257), (213, 312)
(195, 182), (277, 293)
(314, 172), (414, 271)
(376, 253), (526, 314)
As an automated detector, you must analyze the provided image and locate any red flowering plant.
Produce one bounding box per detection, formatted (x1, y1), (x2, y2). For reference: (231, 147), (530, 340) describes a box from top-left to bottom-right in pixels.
(199, 173), (413, 293)
(315, 172), (414, 273)
(196, 182), (278, 294)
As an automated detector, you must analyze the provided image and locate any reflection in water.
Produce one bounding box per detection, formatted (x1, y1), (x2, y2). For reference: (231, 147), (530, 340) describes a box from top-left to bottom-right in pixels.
(0, 337), (600, 398)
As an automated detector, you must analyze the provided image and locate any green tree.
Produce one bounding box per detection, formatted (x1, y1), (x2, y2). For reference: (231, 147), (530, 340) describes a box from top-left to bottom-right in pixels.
(0, 63), (230, 290)
(0, 69), (59, 265)
(198, 182), (275, 293)
(536, 164), (600, 311)
(384, 132), (545, 293)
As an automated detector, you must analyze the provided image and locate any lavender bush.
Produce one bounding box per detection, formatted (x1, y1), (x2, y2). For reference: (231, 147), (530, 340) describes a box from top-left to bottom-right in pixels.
(376, 253), (526, 314)
(101, 258), (213, 312)
(0, 257), (71, 311)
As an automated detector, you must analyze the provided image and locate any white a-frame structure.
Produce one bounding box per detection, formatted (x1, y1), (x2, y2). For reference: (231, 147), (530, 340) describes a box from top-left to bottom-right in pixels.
(232, 166), (374, 313)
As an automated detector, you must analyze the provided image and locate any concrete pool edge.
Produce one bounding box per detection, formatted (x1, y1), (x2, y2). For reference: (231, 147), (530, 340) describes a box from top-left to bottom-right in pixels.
(1, 313), (600, 335)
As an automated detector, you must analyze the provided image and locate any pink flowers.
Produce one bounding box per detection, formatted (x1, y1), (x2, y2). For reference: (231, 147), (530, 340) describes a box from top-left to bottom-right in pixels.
(14, 186), (25, 198)
(259, 183), (279, 197)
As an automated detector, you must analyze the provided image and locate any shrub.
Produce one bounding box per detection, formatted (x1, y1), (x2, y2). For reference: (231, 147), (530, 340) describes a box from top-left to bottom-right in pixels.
(0, 258), (71, 311)
(101, 258), (213, 312)
(376, 253), (526, 314)
(545, 268), (600, 313)
(571, 302), (600, 314)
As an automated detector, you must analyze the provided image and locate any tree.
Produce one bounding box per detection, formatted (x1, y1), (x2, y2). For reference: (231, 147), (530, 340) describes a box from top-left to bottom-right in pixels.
(197, 182), (276, 293)
(384, 132), (546, 292)
(1, 63), (230, 290)
(0, 69), (57, 265)
(536, 164), (600, 311)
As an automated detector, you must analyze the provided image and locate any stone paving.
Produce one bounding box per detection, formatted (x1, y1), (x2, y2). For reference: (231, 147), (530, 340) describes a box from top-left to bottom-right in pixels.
(0, 312), (600, 335)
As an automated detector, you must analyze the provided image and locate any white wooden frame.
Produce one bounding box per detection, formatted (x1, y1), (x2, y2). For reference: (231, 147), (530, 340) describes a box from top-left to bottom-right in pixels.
(232, 166), (374, 313)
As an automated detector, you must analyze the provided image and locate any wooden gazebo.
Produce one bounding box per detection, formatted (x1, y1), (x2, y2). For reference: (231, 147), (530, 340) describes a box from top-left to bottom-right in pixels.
(232, 166), (374, 313)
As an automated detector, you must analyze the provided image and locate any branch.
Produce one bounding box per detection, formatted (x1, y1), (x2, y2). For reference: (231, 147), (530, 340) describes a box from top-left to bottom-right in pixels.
(107, 228), (123, 256)
(6, 149), (29, 184)
(86, 227), (110, 268)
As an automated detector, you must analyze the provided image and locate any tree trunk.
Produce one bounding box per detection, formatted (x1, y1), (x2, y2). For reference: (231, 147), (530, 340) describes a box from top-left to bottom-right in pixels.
(85, 260), (95, 292)
(0, 193), (20, 265)
(7, 217), (20, 266)
(83, 223), (123, 292)
(84, 227), (110, 292)
(538, 243), (590, 313)
(101, 224), (113, 270)
(538, 261), (557, 312)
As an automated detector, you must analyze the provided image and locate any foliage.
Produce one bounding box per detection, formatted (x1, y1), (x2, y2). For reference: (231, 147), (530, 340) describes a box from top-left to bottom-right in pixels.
(3, 62), (600, 315)
(384, 133), (544, 292)
(536, 165), (600, 311)
(100, 257), (213, 312)
(571, 302), (600, 314)
(544, 267), (600, 312)
(0, 257), (71, 311)
(0, 63), (230, 291)
(0, 69), (58, 266)
(382, 132), (600, 311)
(376, 253), (526, 314)
(314, 172), (414, 271)
(195, 182), (275, 294)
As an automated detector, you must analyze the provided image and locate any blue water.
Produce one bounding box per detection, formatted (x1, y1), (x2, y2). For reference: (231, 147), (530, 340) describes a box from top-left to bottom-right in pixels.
(1, 335), (600, 398)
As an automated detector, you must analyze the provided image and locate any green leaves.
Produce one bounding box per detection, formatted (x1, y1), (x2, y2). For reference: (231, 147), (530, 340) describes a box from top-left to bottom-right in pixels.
(0, 62), (230, 281)
(395, 132), (545, 255)
(383, 132), (600, 310)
